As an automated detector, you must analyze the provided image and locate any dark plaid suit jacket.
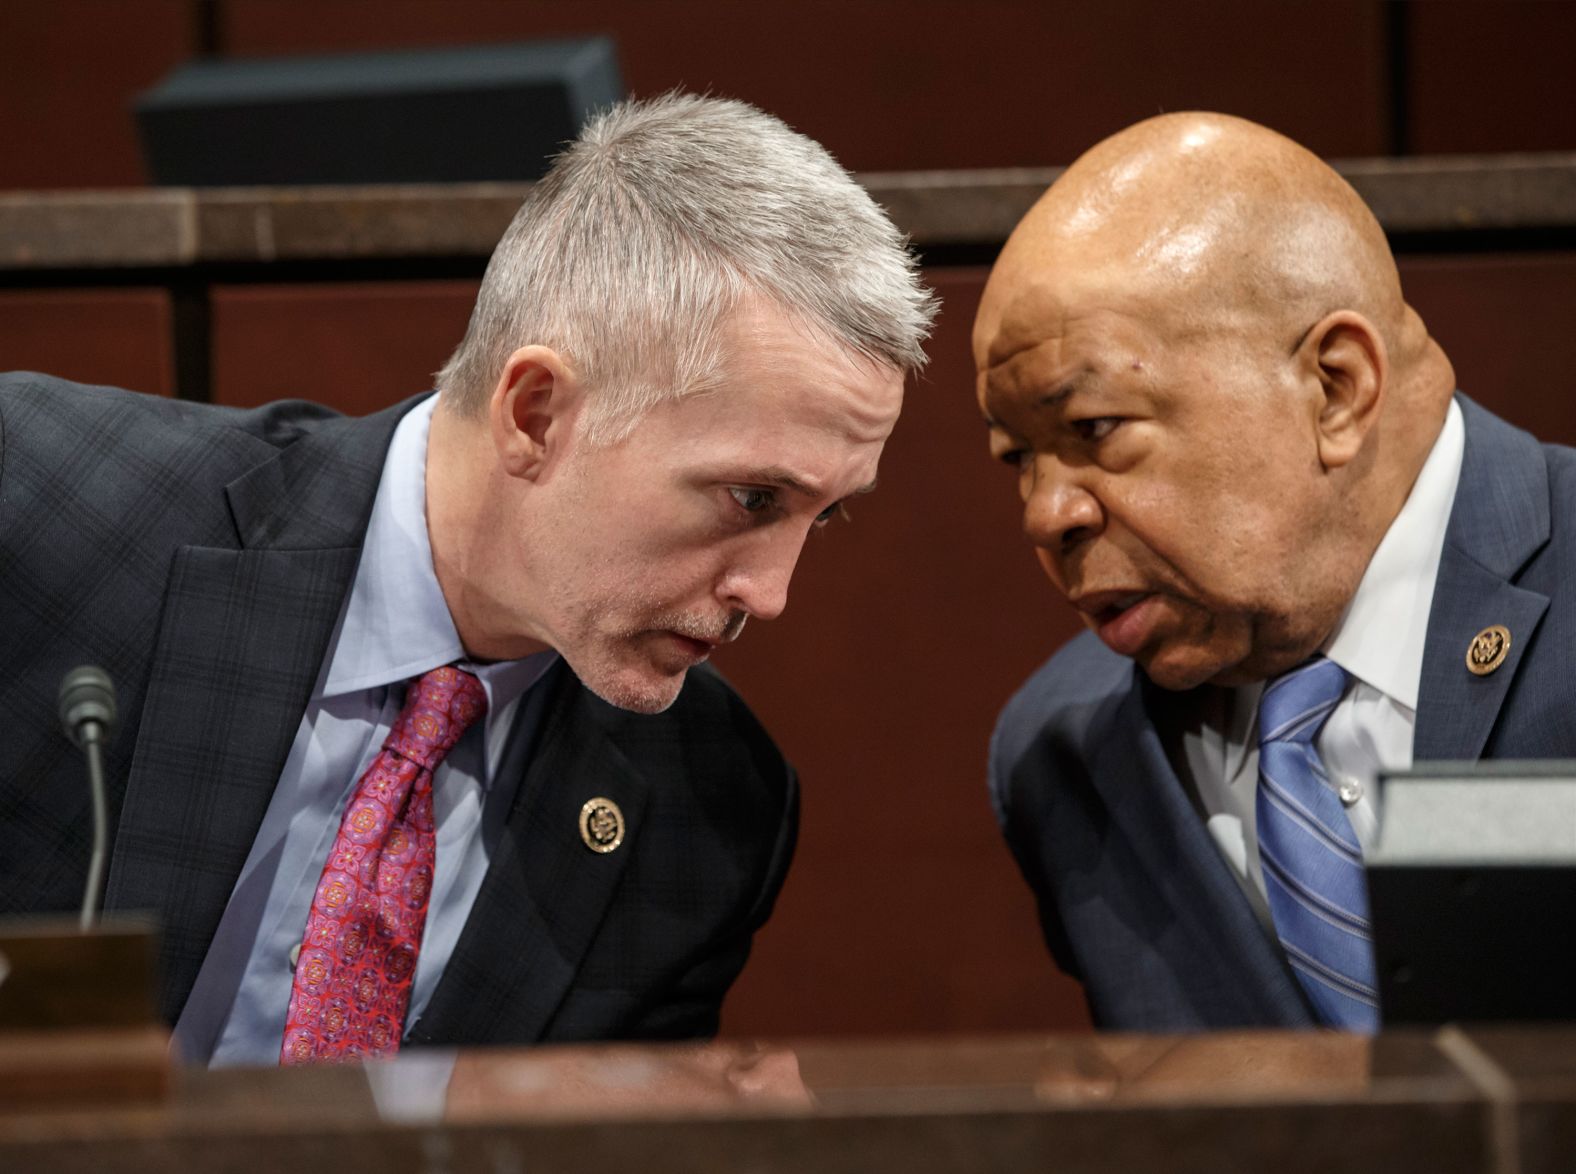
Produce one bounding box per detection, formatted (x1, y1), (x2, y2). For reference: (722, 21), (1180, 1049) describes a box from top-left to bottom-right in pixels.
(0, 372), (798, 1046)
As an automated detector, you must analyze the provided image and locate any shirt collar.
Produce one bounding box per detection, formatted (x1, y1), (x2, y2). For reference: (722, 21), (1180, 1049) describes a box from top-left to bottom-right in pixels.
(1322, 397), (1465, 710)
(319, 394), (557, 763)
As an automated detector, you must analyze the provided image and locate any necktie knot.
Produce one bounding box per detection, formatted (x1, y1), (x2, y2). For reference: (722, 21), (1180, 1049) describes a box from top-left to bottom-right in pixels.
(383, 665), (488, 771)
(1258, 656), (1349, 748)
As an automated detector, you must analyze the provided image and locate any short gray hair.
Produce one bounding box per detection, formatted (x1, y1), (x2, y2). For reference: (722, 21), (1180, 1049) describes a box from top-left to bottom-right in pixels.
(436, 92), (936, 441)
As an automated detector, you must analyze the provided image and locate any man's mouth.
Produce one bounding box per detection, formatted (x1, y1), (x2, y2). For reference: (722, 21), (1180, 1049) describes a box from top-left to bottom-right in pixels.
(651, 612), (747, 665)
(664, 631), (718, 659)
(1071, 590), (1160, 658)
(1071, 589), (1150, 620)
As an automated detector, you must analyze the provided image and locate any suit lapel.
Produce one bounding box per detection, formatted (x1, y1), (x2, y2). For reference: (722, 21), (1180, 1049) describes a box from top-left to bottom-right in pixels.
(105, 399), (416, 1021)
(1414, 398), (1551, 761)
(410, 665), (652, 1045)
(1089, 673), (1313, 1024)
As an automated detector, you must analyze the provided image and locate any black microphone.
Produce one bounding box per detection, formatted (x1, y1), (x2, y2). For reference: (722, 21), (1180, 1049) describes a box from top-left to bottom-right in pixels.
(58, 666), (117, 930)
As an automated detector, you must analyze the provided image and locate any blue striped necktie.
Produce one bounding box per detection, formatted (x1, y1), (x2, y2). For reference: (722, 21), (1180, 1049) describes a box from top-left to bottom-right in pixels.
(1256, 657), (1379, 1031)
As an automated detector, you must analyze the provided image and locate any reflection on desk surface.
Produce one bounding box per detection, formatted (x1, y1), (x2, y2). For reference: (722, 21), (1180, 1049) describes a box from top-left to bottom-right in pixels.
(4, 1026), (1570, 1129)
(393, 1030), (1467, 1123)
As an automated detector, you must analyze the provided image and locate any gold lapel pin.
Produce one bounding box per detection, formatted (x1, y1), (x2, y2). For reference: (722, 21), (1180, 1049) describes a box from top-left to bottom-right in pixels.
(579, 797), (626, 853)
(1466, 625), (1512, 676)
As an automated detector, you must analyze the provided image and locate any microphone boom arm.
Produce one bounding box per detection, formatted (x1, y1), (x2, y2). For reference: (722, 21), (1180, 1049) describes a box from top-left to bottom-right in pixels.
(58, 666), (118, 931)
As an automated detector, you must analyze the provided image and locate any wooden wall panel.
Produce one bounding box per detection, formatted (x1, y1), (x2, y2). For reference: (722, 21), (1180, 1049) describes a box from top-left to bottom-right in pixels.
(1399, 252), (1576, 448)
(209, 280), (478, 413)
(1409, 1), (1576, 154)
(715, 269), (1091, 1036)
(0, 289), (173, 395)
(0, 0), (193, 188)
(221, 0), (1387, 170)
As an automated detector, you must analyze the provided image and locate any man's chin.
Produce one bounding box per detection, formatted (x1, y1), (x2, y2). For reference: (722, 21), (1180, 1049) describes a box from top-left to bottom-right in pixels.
(1124, 609), (1262, 691)
(1135, 646), (1241, 692)
(576, 664), (688, 714)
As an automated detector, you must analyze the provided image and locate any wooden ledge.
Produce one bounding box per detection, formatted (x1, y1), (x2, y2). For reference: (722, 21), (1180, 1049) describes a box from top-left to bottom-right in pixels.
(2, 153), (1575, 272)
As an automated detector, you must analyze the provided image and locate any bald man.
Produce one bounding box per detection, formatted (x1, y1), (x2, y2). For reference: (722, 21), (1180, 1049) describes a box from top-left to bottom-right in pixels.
(976, 112), (1576, 1031)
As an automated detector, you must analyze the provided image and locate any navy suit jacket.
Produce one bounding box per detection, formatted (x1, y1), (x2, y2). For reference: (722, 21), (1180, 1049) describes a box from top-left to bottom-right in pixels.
(0, 373), (798, 1046)
(991, 395), (1576, 1030)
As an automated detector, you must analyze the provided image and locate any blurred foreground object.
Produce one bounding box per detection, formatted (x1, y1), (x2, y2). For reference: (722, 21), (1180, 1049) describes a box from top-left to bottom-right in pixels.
(1372, 761), (1576, 1024)
(0, 917), (167, 1107)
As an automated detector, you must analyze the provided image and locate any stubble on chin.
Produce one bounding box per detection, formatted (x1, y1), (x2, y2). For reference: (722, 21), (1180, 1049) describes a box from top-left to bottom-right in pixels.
(586, 671), (685, 715)
(567, 634), (685, 713)
(568, 626), (696, 715)
(568, 604), (748, 714)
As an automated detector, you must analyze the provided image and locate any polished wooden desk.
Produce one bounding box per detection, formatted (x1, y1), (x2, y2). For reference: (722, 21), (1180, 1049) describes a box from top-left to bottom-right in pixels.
(2, 1028), (1572, 1172)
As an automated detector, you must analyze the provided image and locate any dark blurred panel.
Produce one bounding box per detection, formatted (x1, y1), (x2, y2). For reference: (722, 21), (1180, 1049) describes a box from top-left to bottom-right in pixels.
(209, 280), (478, 413)
(1400, 253), (1576, 448)
(0, 289), (173, 394)
(717, 270), (1091, 1036)
(0, 0), (193, 188)
(136, 39), (622, 185)
(1409, 1), (1576, 154)
(222, 0), (1387, 170)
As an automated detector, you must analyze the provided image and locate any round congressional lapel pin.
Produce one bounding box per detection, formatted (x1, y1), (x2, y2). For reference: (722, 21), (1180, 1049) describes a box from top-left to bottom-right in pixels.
(579, 797), (626, 853)
(1465, 624), (1512, 676)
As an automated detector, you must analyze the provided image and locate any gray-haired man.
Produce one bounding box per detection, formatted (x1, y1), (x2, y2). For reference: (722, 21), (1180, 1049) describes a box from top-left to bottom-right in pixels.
(0, 93), (935, 1063)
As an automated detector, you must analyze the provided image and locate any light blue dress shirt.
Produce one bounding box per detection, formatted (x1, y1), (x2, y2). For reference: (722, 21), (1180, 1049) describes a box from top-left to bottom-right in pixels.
(172, 395), (558, 1066)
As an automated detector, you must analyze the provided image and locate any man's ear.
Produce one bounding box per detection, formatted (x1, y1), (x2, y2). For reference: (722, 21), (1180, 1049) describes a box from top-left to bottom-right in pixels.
(488, 345), (583, 479)
(1299, 310), (1387, 470)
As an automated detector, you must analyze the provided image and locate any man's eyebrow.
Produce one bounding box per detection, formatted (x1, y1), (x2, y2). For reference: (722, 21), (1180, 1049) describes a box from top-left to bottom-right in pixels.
(740, 467), (825, 497)
(1037, 367), (1094, 408)
(982, 372), (1086, 428)
(737, 467), (878, 500)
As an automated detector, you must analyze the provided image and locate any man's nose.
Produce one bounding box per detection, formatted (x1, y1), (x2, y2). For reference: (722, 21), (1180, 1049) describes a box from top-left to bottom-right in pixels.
(1022, 457), (1103, 553)
(718, 531), (804, 622)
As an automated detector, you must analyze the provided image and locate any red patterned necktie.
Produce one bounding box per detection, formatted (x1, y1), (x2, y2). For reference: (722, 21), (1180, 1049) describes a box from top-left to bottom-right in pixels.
(280, 665), (487, 1064)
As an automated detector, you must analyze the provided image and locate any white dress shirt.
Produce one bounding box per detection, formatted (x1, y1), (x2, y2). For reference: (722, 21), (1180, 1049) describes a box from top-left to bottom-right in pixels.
(1180, 398), (1465, 928)
(173, 395), (558, 1065)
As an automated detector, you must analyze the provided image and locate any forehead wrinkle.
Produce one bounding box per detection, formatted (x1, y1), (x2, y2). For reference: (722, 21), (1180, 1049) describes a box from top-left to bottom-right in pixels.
(988, 302), (1066, 368)
(986, 338), (1092, 404)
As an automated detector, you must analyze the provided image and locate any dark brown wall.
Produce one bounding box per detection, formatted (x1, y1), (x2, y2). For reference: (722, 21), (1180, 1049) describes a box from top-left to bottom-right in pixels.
(4, 0), (1390, 189)
(216, 0), (1390, 166)
(6, 0), (1575, 191)
(1410, 2), (1576, 153)
(0, 1), (193, 189)
(1400, 253), (1576, 448)
(4, 1), (1576, 1040)
(0, 289), (174, 394)
(210, 282), (477, 412)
